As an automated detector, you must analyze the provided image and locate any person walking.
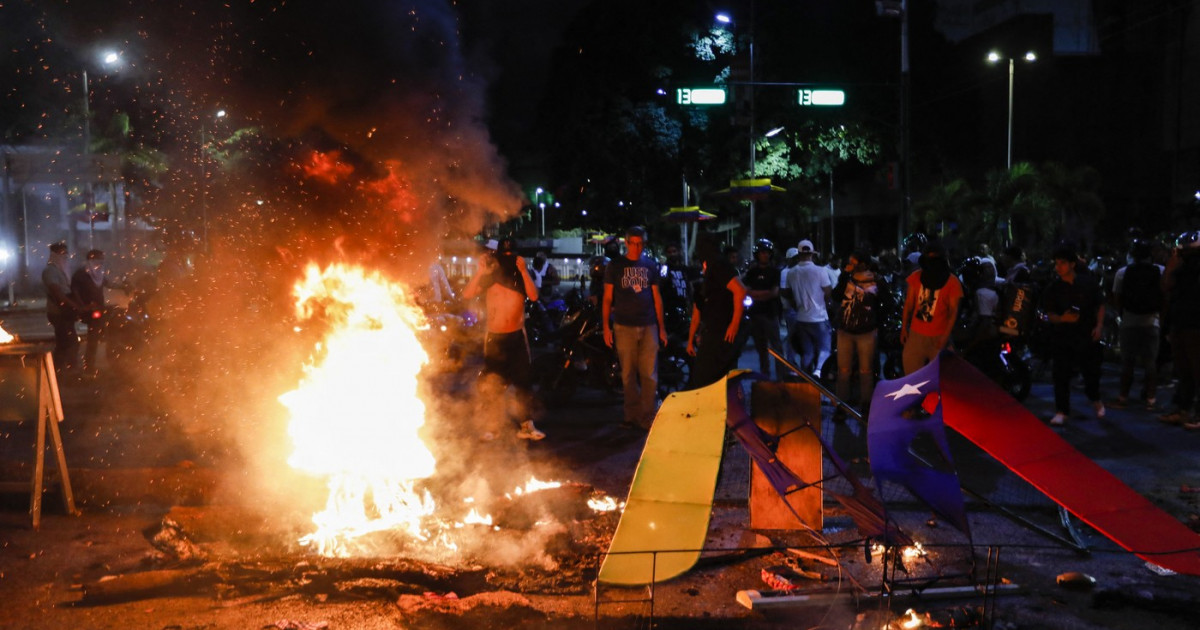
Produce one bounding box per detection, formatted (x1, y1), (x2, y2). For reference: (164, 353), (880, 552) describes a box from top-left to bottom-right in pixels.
(1111, 239), (1164, 410)
(785, 239), (832, 375)
(687, 235), (747, 389)
(602, 226), (668, 430)
(461, 237), (545, 441)
(742, 239), (784, 379)
(42, 241), (83, 376)
(900, 240), (964, 375)
(1040, 242), (1106, 426)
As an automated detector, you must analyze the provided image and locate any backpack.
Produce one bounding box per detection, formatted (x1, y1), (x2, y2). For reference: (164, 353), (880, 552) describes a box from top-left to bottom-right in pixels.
(1120, 262), (1162, 315)
(997, 282), (1036, 337)
(839, 287), (877, 334)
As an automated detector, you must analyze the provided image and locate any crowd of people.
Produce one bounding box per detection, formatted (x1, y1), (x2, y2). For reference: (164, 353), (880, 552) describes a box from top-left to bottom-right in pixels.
(489, 227), (1200, 436)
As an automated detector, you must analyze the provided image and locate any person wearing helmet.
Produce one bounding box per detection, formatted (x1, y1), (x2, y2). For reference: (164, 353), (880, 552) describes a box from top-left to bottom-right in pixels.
(743, 238), (785, 379)
(1160, 231), (1200, 428)
(462, 237), (546, 441)
(1111, 239), (1164, 410)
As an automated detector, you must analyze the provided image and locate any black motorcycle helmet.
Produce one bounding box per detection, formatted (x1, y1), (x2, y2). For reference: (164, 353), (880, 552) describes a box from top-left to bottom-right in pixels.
(753, 238), (774, 257)
(959, 256), (986, 287)
(1176, 230), (1200, 251)
(902, 232), (928, 254)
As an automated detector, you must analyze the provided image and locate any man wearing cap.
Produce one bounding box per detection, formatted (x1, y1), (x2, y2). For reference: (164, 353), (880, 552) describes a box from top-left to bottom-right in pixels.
(780, 246), (801, 369)
(42, 242), (84, 375)
(785, 239), (832, 375)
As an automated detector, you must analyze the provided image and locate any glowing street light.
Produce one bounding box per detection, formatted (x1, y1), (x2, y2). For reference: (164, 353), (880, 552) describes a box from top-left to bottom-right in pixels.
(81, 49), (121, 247)
(534, 186), (545, 237)
(987, 49), (1037, 170)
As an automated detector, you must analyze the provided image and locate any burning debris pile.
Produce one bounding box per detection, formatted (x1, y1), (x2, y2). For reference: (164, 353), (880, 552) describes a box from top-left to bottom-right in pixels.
(78, 480), (621, 605)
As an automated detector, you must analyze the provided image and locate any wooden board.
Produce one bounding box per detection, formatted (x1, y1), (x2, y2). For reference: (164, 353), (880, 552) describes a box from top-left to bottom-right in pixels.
(749, 381), (822, 530)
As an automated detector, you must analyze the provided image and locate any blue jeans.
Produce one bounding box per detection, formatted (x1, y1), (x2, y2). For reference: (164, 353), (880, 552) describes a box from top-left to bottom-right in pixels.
(613, 323), (660, 426)
(793, 320), (831, 375)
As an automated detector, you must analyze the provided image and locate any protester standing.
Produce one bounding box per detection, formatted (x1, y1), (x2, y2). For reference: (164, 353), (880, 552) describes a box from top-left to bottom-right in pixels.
(1040, 242), (1106, 426)
(900, 241), (964, 375)
(1160, 231), (1200, 429)
(742, 239), (784, 379)
(462, 237), (545, 441)
(785, 240), (832, 375)
(1111, 239), (1164, 410)
(42, 242), (83, 376)
(687, 236), (747, 388)
(831, 250), (889, 419)
(602, 226), (668, 430)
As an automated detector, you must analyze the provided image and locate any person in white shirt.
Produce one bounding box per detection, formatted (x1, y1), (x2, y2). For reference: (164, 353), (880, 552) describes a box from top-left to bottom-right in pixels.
(785, 240), (832, 374)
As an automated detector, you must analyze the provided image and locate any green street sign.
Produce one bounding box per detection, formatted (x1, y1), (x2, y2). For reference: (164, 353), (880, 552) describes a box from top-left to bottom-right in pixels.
(676, 88), (727, 106)
(798, 89), (845, 106)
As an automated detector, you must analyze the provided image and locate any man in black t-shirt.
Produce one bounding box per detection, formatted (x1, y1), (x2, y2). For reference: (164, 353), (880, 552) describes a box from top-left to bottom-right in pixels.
(603, 226), (668, 429)
(743, 239), (784, 379)
(1041, 242), (1106, 426)
(687, 236), (747, 389)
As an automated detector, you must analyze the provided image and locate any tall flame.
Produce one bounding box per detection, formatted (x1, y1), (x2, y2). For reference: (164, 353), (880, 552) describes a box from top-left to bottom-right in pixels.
(280, 263), (436, 557)
(0, 324), (13, 344)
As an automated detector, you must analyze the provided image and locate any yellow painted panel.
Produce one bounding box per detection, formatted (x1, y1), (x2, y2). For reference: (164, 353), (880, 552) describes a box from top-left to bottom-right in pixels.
(598, 374), (736, 585)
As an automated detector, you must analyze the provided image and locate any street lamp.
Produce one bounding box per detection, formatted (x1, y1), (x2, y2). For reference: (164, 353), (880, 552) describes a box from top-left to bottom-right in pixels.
(716, 8), (758, 246)
(82, 50), (120, 248)
(535, 187), (545, 237)
(987, 50), (1037, 170)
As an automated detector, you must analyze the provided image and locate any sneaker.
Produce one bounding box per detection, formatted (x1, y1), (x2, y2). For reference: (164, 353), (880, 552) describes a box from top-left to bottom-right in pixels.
(1109, 397), (1128, 410)
(1160, 409), (1191, 425)
(1050, 413), (1067, 426)
(1183, 420), (1200, 431)
(1093, 401), (1106, 419)
(1145, 397), (1157, 410)
(516, 421), (546, 441)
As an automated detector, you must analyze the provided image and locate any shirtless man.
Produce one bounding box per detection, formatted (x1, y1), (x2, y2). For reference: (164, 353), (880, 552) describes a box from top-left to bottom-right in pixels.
(462, 237), (545, 440)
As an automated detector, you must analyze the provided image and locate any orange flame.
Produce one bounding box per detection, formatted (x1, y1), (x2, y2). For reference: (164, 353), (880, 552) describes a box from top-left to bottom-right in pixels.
(300, 149), (356, 184)
(0, 324), (13, 344)
(280, 263), (436, 557)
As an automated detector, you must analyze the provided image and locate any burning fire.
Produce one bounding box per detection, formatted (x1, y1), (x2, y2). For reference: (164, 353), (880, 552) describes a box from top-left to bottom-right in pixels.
(0, 324), (13, 344)
(280, 263), (436, 557)
(277, 264), (623, 560)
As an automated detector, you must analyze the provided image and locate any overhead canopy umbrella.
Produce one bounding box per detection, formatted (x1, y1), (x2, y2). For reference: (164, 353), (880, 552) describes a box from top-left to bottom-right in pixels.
(661, 207), (716, 265)
(712, 177), (787, 201)
(661, 206), (717, 223)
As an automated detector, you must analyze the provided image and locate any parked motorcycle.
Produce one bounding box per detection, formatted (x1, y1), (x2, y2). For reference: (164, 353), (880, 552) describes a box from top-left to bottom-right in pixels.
(534, 300), (621, 406)
(962, 335), (1032, 401)
(534, 298), (692, 407)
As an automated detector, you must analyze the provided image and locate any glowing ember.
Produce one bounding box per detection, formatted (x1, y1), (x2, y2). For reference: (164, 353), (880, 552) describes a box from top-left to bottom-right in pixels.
(507, 477), (564, 499)
(900, 608), (923, 629)
(587, 496), (621, 512)
(280, 263), (436, 557)
(0, 324), (13, 344)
